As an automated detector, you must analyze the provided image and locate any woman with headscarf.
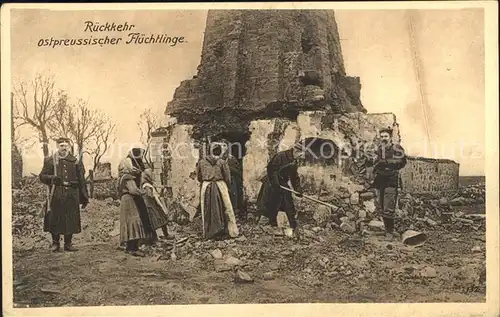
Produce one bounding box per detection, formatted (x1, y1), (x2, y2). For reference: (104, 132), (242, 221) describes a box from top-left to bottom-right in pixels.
(117, 148), (153, 257)
(196, 142), (239, 240)
(141, 168), (173, 241)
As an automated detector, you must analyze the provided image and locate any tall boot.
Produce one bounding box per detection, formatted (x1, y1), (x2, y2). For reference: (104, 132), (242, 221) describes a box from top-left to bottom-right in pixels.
(383, 217), (395, 241)
(161, 226), (175, 240)
(51, 233), (61, 252)
(64, 234), (78, 252)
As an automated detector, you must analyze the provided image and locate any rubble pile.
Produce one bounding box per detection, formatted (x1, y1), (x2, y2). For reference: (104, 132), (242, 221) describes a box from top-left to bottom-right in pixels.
(92, 179), (118, 200)
(12, 177), (47, 215)
(275, 182), (487, 237)
(12, 195), (120, 251)
(456, 183), (486, 204)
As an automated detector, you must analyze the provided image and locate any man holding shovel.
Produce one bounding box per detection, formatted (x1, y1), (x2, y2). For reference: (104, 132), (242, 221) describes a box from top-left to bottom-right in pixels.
(256, 143), (305, 235)
(39, 137), (89, 252)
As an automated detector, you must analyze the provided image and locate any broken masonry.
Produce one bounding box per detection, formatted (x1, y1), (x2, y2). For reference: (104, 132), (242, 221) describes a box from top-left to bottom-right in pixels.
(148, 9), (459, 221)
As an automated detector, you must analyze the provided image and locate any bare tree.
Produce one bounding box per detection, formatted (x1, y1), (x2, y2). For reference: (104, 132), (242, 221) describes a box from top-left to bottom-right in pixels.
(137, 108), (162, 145)
(70, 99), (109, 155)
(46, 92), (72, 140)
(48, 98), (116, 169)
(89, 120), (116, 171)
(12, 74), (63, 157)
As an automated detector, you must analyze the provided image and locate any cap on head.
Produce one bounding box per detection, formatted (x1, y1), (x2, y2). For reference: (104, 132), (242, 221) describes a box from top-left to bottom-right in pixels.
(379, 127), (393, 137)
(56, 137), (71, 145)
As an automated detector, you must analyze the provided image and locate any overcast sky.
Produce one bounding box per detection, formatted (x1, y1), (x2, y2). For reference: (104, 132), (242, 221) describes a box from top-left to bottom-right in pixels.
(10, 8), (485, 176)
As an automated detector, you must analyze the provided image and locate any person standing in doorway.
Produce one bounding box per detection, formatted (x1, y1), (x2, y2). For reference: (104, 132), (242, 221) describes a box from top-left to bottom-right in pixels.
(368, 127), (407, 241)
(39, 137), (89, 252)
(196, 142), (239, 240)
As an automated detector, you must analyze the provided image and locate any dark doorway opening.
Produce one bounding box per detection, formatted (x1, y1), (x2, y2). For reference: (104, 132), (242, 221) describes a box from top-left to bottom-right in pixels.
(300, 137), (340, 166)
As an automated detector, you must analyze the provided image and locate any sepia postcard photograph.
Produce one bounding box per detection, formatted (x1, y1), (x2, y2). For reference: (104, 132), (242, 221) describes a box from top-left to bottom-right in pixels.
(1, 2), (499, 317)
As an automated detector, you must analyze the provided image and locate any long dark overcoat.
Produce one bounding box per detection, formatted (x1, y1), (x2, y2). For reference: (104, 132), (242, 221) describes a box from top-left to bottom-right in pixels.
(39, 153), (89, 235)
(256, 149), (302, 216)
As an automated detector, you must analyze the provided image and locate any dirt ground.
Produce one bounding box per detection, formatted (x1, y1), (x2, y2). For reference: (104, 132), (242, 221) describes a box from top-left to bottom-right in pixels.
(12, 204), (486, 307)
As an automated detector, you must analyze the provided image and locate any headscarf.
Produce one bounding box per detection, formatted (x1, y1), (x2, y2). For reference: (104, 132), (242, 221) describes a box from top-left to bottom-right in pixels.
(117, 149), (144, 195)
(127, 148), (146, 171)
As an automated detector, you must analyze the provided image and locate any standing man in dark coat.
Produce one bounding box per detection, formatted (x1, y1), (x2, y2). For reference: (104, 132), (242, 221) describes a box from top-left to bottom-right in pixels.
(221, 139), (244, 219)
(39, 137), (89, 252)
(368, 127), (407, 241)
(256, 143), (305, 233)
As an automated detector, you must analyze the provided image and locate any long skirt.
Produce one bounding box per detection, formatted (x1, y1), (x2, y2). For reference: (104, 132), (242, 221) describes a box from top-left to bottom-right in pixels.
(143, 195), (169, 230)
(120, 194), (153, 243)
(200, 180), (239, 239)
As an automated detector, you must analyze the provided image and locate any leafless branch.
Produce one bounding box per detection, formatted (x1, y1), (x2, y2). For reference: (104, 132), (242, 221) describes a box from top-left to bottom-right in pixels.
(12, 73), (63, 157)
(137, 108), (162, 145)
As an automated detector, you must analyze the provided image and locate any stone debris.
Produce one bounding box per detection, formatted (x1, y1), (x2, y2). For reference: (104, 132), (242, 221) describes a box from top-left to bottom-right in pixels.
(210, 249), (223, 259)
(471, 246), (482, 253)
(41, 287), (61, 294)
(234, 270), (254, 283)
(340, 221), (356, 233)
(11, 175), (486, 303)
(368, 220), (385, 231)
(419, 266), (437, 278)
(313, 205), (332, 225)
(263, 272), (275, 280)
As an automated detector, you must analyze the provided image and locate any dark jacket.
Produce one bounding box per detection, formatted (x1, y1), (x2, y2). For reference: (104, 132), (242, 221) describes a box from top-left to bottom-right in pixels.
(39, 153), (89, 234)
(370, 143), (407, 188)
(266, 149), (302, 192)
(256, 149), (302, 215)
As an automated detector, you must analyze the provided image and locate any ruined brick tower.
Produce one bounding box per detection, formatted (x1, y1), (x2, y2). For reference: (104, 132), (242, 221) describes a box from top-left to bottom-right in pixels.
(166, 10), (366, 139)
(150, 10), (458, 221)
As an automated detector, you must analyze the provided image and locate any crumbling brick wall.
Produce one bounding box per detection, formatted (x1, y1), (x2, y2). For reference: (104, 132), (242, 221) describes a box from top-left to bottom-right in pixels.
(243, 111), (400, 203)
(400, 157), (459, 194)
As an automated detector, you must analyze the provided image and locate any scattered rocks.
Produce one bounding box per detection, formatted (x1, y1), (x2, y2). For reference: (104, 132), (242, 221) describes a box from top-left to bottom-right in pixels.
(41, 287), (61, 294)
(269, 263), (279, 271)
(235, 235), (247, 242)
(419, 266), (437, 278)
(363, 200), (377, 214)
(426, 218), (438, 226)
(225, 256), (243, 266)
(359, 191), (375, 200)
(368, 220), (385, 231)
(313, 205), (331, 225)
(234, 270), (254, 283)
(210, 249), (223, 259)
(439, 197), (448, 205)
(312, 227), (322, 233)
(350, 193), (360, 205)
(340, 221), (356, 233)
(263, 272), (275, 280)
(471, 246), (482, 253)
